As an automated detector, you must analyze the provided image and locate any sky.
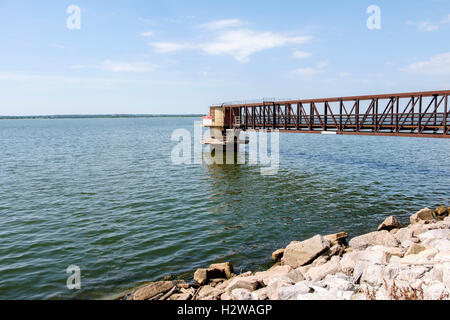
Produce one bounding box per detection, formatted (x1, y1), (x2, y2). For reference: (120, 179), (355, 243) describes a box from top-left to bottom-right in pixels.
(0, 0), (449, 116)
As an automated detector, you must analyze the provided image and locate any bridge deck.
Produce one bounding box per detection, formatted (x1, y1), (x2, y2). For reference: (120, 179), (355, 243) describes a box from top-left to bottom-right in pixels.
(218, 90), (450, 138)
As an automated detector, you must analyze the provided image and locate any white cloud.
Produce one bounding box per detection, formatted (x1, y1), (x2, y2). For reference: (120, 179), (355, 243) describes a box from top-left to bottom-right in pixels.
(294, 67), (323, 77)
(294, 61), (328, 77)
(292, 50), (311, 59)
(152, 42), (194, 53)
(402, 52), (450, 75)
(407, 13), (450, 32)
(151, 29), (311, 62)
(140, 31), (155, 37)
(200, 19), (243, 30)
(99, 60), (158, 73)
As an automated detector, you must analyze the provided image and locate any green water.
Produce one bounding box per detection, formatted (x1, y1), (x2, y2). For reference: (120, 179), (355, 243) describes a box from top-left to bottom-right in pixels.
(0, 117), (448, 299)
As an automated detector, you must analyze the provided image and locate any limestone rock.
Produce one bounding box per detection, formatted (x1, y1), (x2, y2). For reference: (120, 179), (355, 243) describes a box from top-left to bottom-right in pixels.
(324, 232), (349, 246)
(197, 285), (223, 300)
(194, 265), (230, 285)
(231, 288), (259, 300)
(209, 262), (234, 279)
(394, 228), (414, 242)
(272, 248), (285, 261)
(405, 243), (427, 256)
(277, 282), (312, 300)
(418, 229), (450, 241)
(169, 293), (192, 300)
(360, 264), (384, 287)
(132, 281), (174, 300)
(410, 208), (435, 225)
(377, 216), (403, 232)
(305, 256), (341, 282)
(265, 276), (295, 300)
(225, 276), (260, 293)
(254, 265), (292, 286)
(349, 230), (400, 250)
(281, 235), (331, 268)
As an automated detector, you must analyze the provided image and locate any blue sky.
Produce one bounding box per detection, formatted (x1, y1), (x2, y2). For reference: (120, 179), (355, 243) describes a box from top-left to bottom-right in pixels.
(0, 0), (449, 115)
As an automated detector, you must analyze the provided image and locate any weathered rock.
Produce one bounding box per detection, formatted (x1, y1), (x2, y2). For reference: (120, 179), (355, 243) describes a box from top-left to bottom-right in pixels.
(169, 293), (192, 300)
(277, 282), (312, 300)
(252, 287), (268, 300)
(132, 281), (174, 300)
(316, 273), (356, 292)
(394, 228), (415, 242)
(197, 285), (223, 300)
(209, 262), (234, 279)
(281, 235), (331, 268)
(435, 206), (449, 219)
(349, 230), (400, 250)
(265, 276), (295, 300)
(194, 266), (228, 285)
(410, 208), (435, 225)
(285, 268), (305, 283)
(231, 288), (259, 300)
(360, 264), (384, 287)
(272, 249), (285, 261)
(405, 243), (427, 256)
(225, 276), (260, 293)
(254, 265), (292, 286)
(423, 281), (449, 300)
(377, 216), (403, 232)
(305, 256), (341, 282)
(324, 232), (349, 246)
(418, 229), (450, 241)
(311, 244), (343, 267)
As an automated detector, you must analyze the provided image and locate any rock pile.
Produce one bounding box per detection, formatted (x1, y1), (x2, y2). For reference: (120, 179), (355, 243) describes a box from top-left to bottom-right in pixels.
(126, 206), (450, 300)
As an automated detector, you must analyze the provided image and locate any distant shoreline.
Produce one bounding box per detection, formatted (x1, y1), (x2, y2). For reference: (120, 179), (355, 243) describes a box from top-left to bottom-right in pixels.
(0, 114), (204, 120)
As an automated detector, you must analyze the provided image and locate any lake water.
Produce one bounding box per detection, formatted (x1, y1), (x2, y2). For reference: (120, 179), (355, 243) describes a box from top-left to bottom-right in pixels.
(0, 117), (449, 299)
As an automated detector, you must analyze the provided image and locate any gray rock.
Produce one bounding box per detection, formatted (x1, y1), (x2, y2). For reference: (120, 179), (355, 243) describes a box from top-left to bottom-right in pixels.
(377, 216), (403, 232)
(281, 235), (331, 268)
(277, 282), (312, 300)
(132, 281), (174, 300)
(349, 230), (401, 250)
(305, 256), (341, 282)
(231, 288), (259, 300)
(225, 276), (260, 293)
(360, 264), (384, 287)
(410, 208), (435, 225)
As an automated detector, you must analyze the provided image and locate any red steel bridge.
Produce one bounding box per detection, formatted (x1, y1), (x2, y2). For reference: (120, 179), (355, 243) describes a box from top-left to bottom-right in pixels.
(219, 90), (450, 138)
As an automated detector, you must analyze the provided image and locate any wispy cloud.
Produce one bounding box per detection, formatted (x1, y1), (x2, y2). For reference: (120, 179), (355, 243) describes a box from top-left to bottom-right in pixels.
(200, 19), (243, 30)
(140, 31), (155, 37)
(294, 61), (328, 77)
(100, 60), (158, 73)
(69, 60), (158, 73)
(402, 52), (450, 75)
(407, 13), (450, 32)
(292, 50), (311, 59)
(151, 27), (311, 62)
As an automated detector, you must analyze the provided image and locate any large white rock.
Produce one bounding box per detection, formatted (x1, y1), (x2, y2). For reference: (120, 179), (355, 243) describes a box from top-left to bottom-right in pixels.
(231, 288), (259, 300)
(423, 281), (449, 300)
(360, 264), (384, 287)
(418, 229), (450, 241)
(265, 276), (295, 300)
(317, 273), (357, 292)
(254, 265), (292, 286)
(305, 256), (341, 282)
(277, 282), (312, 300)
(349, 230), (400, 250)
(281, 235), (331, 268)
(225, 276), (260, 293)
(394, 228), (415, 242)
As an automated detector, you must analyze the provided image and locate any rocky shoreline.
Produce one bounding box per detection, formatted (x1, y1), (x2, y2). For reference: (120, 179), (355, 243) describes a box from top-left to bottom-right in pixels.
(122, 206), (450, 300)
